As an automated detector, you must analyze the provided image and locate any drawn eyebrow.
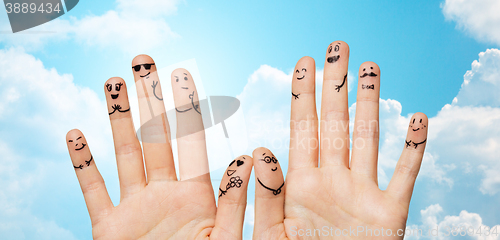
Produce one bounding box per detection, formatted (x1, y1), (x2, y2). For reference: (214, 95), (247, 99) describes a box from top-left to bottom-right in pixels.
(68, 140), (73, 142)
(76, 136), (82, 140)
(183, 73), (187, 75)
(116, 82), (123, 86)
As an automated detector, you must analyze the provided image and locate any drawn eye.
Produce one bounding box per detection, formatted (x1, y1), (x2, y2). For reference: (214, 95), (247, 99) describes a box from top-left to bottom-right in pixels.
(328, 45), (332, 53)
(363, 68), (366, 71)
(68, 140), (73, 143)
(370, 67), (373, 69)
(106, 84), (112, 92)
(263, 156), (271, 163)
(175, 76), (179, 82)
(115, 83), (123, 91)
(302, 68), (306, 72)
(334, 45), (340, 52)
(420, 119), (422, 123)
(413, 118), (415, 124)
(296, 69), (299, 73)
(184, 77), (188, 81)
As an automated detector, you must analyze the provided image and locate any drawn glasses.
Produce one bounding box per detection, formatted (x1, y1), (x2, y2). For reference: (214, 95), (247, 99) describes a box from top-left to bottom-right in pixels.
(261, 156), (277, 164)
(132, 63), (155, 72)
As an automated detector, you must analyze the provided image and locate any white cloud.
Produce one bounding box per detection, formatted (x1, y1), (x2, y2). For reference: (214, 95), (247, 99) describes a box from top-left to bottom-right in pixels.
(453, 49), (500, 107)
(442, 0), (500, 46)
(0, 47), (114, 238)
(405, 204), (500, 240)
(0, 0), (180, 53)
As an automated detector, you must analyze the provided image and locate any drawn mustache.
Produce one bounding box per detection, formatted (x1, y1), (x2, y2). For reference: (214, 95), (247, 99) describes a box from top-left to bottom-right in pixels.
(327, 55), (340, 63)
(360, 72), (378, 78)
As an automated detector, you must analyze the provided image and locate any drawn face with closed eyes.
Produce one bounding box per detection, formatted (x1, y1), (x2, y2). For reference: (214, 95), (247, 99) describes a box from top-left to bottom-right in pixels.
(294, 67), (308, 80)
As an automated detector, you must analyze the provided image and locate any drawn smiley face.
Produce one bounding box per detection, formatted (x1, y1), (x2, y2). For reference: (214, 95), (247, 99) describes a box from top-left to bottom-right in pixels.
(105, 82), (123, 99)
(226, 158), (245, 176)
(132, 55), (157, 80)
(68, 136), (86, 151)
(409, 117), (427, 132)
(327, 42), (341, 64)
(294, 67), (307, 80)
(260, 153), (279, 172)
(174, 72), (190, 90)
(360, 66), (378, 78)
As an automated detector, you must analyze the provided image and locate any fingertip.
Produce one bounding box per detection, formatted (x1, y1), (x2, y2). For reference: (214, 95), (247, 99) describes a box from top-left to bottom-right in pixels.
(66, 129), (83, 142)
(132, 54), (154, 66)
(359, 61), (380, 74)
(252, 147), (271, 159)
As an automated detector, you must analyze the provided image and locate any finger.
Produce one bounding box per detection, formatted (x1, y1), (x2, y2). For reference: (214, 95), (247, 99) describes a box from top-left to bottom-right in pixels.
(289, 56), (319, 170)
(132, 55), (177, 182)
(252, 147), (285, 237)
(66, 129), (113, 225)
(171, 68), (209, 181)
(105, 77), (146, 199)
(387, 113), (428, 206)
(212, 155), (253, 239)
(320, 41), (350, 168)
(350, 62), (381, 183)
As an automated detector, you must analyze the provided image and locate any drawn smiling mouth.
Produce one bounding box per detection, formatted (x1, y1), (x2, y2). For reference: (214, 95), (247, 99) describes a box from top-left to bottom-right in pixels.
(111, 94), (119, 99)
(140, 72), (151, 78)
(412, 128), (420, 131)
(327, 55), (340, 63)
(75, 143), (86, 151)
(297, 76), (305, 80)
(271, 167), (277, 171)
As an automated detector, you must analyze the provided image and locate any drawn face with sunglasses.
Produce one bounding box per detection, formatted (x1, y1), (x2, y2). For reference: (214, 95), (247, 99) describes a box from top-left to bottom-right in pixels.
(131, 55), (157, 80)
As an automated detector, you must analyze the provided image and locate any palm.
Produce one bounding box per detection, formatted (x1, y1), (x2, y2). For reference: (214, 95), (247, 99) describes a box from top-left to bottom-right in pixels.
(284, 168), (407, 239)
(92, 180), (216, 239)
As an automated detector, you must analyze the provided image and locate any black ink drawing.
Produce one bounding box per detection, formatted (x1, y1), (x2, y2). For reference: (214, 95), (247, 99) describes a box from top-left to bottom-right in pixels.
(106, 82), (124, 99)
(257, 153), (283, 195)
(360, 67), (378, 78)
(219, 176), (244, 197)
(74, 164), (83, 170)
(151, 81), (163, 101)
(189, 91), (201, 114)
(405, 139), (427, 149)
(296, 68), (306, 80)
(109, 104), (130, 115)
(69, 136), (86, 151)
(412, 139), (426, 149)
(226, 159), (244, 176)
(132, 63), (155, 78)
(362, 84), (375, 90)
(74, 155), (93, 170)
(327, 42), (341, 64)
(257, 178), (284, 195)
(292, 92), (300, 99)
(335, 74), (347, 92)
(409, 118), (427, 132)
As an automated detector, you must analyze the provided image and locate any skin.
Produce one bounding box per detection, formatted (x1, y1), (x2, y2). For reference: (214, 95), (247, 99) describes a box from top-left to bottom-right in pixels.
(66, 55), (252, 240)
(252, 42), (428, 239)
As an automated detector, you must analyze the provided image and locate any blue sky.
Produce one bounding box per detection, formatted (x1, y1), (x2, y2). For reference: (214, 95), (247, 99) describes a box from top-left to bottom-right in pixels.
(0, 0), (499, 239)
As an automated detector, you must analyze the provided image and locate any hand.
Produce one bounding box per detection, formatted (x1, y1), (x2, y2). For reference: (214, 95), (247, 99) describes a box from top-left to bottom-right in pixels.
(66, 55), (252, 240)
(252, 42), (428, 239)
